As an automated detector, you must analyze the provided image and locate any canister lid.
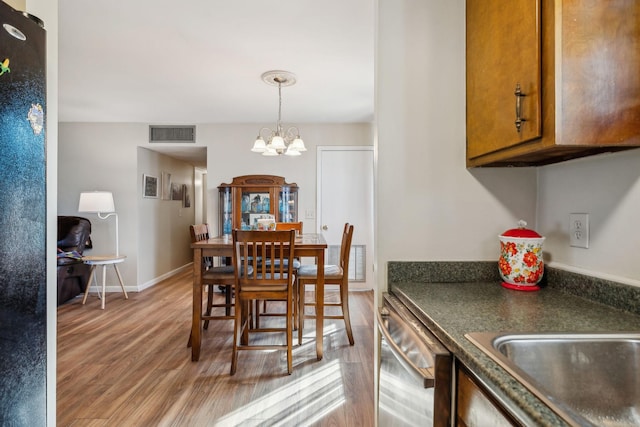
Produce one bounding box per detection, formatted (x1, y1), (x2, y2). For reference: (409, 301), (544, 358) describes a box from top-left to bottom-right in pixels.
(500, 220), (542, 238)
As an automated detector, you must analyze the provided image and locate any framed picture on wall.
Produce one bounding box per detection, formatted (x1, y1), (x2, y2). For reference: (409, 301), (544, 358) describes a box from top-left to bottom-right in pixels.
(170, 182), (184, 201)
(182, 184), (191, 208)
(161, 172), (171, 200)
(143, 174), (159, 198)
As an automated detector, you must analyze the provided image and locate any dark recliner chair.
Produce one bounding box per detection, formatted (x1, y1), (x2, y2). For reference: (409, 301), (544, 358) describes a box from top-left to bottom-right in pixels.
(57, 216), (92, 305)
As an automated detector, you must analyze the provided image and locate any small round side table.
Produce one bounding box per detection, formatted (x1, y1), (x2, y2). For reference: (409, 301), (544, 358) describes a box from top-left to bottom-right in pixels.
(82, 255), (127, 309)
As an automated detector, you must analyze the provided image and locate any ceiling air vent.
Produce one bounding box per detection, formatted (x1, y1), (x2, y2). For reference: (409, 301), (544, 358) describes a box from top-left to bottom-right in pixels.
(149, 125), (196, 143)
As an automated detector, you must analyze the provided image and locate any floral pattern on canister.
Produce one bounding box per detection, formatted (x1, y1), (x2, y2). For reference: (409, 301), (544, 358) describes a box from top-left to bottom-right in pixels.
(499, 240), (544, 285)
(498, 220), (545, 289)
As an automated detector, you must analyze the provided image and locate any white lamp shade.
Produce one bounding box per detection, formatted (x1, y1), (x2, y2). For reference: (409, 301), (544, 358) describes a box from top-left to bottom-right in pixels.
(263, 146), (279, 156)
(251, 137), (267, 152)
(78, 191), (115, 213)
(270, 135), (286, 150)
(284, 145), (301, 156)
(290, 137), (306, 152)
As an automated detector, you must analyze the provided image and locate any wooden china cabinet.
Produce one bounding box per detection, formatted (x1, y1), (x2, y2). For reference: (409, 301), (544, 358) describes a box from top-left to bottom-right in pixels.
(218, 175), (298, 235)
(466, 0), (640, 167)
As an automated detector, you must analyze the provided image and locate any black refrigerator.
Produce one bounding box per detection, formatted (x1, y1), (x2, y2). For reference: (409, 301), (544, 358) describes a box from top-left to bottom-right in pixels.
(0, 2), (47, 425)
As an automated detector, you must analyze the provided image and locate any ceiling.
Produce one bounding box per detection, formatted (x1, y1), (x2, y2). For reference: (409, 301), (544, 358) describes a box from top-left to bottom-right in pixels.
(58, 1), (375, 168)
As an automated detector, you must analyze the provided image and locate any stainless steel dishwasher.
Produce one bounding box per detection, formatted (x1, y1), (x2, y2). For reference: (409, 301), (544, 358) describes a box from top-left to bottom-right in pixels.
(377, 293), (452, 427)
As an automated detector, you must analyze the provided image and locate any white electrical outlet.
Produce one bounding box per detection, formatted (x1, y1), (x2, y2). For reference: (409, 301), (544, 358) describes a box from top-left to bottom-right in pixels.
(569, 213), (589, 248)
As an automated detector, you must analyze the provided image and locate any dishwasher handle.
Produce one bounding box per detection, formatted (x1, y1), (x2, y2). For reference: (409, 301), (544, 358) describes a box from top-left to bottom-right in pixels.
(377, 307), (436, 388)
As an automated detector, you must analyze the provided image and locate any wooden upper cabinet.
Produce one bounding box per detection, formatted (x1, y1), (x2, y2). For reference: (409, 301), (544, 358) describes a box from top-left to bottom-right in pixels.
(466, 0), (640, 167)
(466, 0), (541, 160)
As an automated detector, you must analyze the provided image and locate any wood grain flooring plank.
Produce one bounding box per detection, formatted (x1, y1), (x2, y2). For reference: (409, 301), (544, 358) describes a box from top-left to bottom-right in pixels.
(57, 269), (375, 426)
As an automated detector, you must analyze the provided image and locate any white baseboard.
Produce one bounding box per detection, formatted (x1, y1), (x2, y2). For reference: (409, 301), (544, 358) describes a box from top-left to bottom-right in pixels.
(89, 263), (193, 294)
(137, 263), (193, 291)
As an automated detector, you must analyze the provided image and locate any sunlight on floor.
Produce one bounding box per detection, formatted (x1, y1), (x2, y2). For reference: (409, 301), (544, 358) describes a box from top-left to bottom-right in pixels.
(296, 322), (340, 342)
(213, 359), (345, 426)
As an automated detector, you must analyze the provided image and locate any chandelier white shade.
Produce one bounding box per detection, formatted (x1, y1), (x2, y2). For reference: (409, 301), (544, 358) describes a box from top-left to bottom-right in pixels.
(251, 70), (307, 156)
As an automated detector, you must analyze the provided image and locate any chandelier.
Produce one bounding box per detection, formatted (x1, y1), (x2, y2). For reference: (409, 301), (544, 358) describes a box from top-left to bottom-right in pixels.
(251, 70), (306, 156)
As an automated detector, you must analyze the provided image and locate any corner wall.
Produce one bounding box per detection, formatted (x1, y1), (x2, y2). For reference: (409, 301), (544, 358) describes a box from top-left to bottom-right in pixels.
(538, 150), (640, 285)
(375, 0), (639, 291)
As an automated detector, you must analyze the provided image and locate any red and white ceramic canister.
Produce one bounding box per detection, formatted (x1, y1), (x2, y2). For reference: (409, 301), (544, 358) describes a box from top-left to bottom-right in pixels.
(498, 220), (545, 291)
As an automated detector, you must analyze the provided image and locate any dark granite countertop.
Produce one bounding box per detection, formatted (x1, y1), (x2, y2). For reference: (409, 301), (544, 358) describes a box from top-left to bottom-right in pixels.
(389, 279), (640, 426)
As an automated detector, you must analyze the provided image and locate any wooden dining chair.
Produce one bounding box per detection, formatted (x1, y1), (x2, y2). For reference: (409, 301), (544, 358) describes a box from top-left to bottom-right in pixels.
(297, 223), (355, 345)
(230, 229), (297, 375)
(257, 222), (304, 326)
(189, 224), (234, 330)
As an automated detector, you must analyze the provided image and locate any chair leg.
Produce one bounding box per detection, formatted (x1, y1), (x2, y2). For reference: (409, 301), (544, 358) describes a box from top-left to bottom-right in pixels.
(297, 279), (318, 344)
(204, 284), (214, 330)
(225, 285), (233, 316)
(241, 299), (250, 345)
(340, 282), (354, 345)
(297, 279), (305, 344)
(292, 282), (298, 332)
(287, 295), (293, 375)
(255, 300), (261, 329)
(230, 297), (243, 375)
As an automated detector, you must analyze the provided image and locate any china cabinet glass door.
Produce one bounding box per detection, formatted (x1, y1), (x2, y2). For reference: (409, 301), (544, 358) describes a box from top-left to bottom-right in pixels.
(279, 186), (298, 223)
(241, 189), (272, 230)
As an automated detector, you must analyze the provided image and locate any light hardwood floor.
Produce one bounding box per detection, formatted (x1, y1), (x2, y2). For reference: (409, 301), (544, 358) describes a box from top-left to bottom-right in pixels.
(57, 268), (375, 426)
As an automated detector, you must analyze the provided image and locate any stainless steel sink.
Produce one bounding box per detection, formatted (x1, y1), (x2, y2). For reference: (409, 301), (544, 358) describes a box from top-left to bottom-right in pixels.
(465, 332), (640, 427)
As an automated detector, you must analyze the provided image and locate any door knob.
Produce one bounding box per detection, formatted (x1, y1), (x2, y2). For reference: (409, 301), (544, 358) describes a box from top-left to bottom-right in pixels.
(322, 225), (328, 230)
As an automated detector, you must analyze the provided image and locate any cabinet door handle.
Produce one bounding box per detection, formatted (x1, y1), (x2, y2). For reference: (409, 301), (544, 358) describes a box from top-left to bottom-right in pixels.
(514, 83), (526, 133)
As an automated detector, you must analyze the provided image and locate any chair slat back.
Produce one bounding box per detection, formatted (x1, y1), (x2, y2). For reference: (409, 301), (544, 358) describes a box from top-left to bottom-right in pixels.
(275, 221), (303, 234)
(233, 230), (296, 290)
(339, 224), (354, 273)
(190, 224), (213, 269)
(190, 223), (210, 243)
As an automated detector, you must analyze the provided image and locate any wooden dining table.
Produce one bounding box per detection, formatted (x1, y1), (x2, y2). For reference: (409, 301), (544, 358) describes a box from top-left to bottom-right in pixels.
(190, 233), (328, 362)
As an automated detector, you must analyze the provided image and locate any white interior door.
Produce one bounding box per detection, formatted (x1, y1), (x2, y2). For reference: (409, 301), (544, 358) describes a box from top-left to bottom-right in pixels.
(317, 146), (374, 290)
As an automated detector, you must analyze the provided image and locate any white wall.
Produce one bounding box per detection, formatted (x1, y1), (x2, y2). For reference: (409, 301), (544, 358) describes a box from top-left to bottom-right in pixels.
(58, 123), (143, 287)
(375, 0), (538, 292)
(137, 148), (195, 287)
(538, 150), (640, 285)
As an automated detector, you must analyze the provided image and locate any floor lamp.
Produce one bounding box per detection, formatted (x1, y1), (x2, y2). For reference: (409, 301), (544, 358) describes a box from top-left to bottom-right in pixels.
(78, 191), (119, 256)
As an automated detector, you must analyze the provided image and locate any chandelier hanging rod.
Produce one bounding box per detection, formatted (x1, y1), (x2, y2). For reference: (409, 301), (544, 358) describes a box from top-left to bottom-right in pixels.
(251, 70), (306, 157)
